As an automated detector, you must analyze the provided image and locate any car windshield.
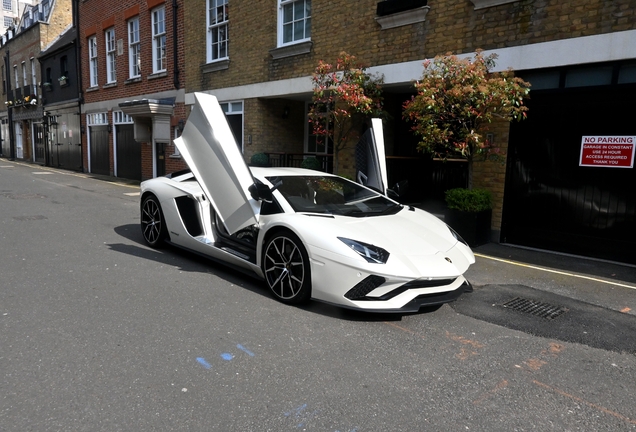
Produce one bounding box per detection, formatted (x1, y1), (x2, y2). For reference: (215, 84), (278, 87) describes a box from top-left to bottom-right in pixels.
(266, 175), (402, 217)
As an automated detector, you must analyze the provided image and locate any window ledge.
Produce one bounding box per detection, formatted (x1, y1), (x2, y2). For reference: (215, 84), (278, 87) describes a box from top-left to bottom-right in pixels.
(148, 71), (167, 80)
(375, 6), (430, 29)
(125, 76), (142, 85)
(470, 0), (517, 10)
(202, 59), (229, 74)
(270, 40), (313, 60)
(103, 82), (117, 89)
(169, 153), (181, 159)
(85, 86), (99, 93)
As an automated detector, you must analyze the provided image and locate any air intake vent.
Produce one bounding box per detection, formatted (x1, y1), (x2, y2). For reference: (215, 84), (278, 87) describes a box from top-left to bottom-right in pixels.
(345, 275), (386, 300)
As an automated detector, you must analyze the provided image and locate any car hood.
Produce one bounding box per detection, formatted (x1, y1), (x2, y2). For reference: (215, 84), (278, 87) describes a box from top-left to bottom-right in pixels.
(300, 207), (458, 256)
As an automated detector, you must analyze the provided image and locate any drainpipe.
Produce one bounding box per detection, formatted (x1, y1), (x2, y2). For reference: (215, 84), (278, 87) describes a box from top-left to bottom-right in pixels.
(172, 0), (179, 89)
(73, 0), (84, 170)
(4, 49), (15, 160)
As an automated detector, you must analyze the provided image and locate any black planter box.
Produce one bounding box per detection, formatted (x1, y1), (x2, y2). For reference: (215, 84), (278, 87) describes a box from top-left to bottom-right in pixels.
(376, 0), (428, 16)
(445, 208), (492, 247)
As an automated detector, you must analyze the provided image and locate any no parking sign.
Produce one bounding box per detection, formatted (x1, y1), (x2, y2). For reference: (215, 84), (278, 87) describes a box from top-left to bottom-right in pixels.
(579, 136), (635, 168)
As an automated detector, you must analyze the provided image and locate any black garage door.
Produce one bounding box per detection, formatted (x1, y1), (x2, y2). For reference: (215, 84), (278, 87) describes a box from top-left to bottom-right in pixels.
(90, 125), (110, 175)
(116, 124), (141, 180)
(502, 71), (636, 264)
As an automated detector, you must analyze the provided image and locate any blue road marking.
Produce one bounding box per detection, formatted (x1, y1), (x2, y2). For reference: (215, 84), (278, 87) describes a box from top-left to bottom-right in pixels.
(237, 344), (255, 356)
(221, 353), (234, 361)
(196, 357), (211, 369)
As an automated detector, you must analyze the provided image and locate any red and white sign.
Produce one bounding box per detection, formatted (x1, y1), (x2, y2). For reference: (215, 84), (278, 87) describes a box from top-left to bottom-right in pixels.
(579, 136), (635, 168)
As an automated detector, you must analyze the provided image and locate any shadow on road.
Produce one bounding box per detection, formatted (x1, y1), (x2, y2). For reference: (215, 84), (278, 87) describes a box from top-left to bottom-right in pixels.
(111, 224), (443, 322)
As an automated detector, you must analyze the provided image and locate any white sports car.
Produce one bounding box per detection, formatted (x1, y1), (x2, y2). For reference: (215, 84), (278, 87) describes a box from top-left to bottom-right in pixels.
(140, 93), (475, 312)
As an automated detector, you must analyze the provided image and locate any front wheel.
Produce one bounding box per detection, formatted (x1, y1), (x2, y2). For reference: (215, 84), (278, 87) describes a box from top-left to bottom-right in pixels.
(263, 231), (311, 304)
(141, 195), (167, 248)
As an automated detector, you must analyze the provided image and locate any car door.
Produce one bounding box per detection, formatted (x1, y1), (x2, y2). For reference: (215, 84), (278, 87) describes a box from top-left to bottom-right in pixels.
(174, 92), (260, 235)
(355, 118), (388, 195)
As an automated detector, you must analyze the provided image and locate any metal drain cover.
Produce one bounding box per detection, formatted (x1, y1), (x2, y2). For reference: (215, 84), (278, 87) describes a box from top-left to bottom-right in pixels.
(502, 297), (568, 320)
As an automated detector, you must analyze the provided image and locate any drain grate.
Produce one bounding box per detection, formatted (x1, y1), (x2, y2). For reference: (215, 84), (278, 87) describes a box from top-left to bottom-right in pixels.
(502, 297), (568, 320)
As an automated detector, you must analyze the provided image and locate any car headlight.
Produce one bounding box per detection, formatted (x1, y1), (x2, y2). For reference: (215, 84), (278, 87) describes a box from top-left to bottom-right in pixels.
(447, 225), (469, 247)
(338, 237), (390, 264)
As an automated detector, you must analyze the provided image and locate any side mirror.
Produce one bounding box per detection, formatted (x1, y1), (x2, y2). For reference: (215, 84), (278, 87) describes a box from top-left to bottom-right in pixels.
(248, 183), (273, 203)
(387, 179), (409, 199)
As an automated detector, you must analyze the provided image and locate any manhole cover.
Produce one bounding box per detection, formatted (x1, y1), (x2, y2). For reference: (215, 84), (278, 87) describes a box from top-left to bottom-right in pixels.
(502, 297), (568, 320)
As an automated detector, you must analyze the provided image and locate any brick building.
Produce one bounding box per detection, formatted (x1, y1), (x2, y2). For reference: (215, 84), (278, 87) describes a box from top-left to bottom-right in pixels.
(78, 0), (186, 181)
(0, 0), (72, 161)
(182, 0), (636, 263)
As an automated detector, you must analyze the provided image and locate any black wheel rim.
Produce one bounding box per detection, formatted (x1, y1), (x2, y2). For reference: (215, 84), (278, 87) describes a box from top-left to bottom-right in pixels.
(264, 236), (305, 299)
(142, 199), (162, 244)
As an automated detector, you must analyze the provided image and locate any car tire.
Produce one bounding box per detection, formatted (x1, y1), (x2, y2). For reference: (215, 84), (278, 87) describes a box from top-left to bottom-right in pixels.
(141, 195), (167, 248)
(263, 231), (311, 304)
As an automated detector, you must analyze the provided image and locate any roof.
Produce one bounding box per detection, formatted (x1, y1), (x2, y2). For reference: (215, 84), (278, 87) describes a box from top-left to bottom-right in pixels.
(38, 26), (75, 58)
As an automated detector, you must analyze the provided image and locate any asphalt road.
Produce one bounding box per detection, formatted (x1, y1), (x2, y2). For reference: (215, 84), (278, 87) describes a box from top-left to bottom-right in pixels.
(1, 160), (635, 431)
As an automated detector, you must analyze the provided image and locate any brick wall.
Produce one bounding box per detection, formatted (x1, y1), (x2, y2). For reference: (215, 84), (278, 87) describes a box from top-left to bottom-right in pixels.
(183, 0), (636, 233)
(186, 0), (636, 91)
(79, 0), (187, 179)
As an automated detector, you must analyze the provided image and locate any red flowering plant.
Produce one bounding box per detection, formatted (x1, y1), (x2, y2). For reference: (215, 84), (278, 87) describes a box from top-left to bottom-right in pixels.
(309, 52), (385, 174)
(403, 51), (530, 188)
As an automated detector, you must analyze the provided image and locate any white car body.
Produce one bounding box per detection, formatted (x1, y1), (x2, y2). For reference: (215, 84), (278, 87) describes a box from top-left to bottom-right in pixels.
(140, 93), (475, 312)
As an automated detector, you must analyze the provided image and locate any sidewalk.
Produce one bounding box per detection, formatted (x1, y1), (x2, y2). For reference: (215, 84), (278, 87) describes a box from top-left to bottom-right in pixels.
(466, 242), (636, 316)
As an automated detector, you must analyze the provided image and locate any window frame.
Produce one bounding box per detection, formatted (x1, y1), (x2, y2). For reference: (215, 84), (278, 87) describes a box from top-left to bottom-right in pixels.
(21, 61), (26, 87)
(2, 0), (11, 11)
(128, 17), (141, 78)
(30, 58), (36, 96)
(88, 35), (98, 87)
(220, 100), (244, 152)
(151, 6), (166, 73)
(278, 0), (311, 47)
(105, 27), (116, 83)
(206, 0), (229, 63)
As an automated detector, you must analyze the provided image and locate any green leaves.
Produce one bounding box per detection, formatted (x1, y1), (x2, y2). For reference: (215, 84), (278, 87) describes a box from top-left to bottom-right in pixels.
(403, 51), (530, 163)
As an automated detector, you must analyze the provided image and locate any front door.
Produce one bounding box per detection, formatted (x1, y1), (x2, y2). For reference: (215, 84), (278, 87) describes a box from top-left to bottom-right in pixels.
(33, 123), (45, 164)
(155, 141), (166, 177)
(14, 122), (23, 159)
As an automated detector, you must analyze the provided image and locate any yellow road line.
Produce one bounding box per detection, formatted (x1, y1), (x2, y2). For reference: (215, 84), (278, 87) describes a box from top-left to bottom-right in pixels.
(474, 253), (636, 290)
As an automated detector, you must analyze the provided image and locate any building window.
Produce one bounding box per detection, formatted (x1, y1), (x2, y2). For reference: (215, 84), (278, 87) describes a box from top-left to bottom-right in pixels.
(105, 28), (116, 83)
(87, 112), (108, 125)
(207, 0), (228, 62)
(278, 0), (311, 46)
(88, 36), (98, 87)
(128, 17), (140, 78)
(1, 65), (5, 94)
(220, 101), (243, 151)
(30, 58), (36, 96)
(151, 6), (166, 73)
(3, 0), (11, 11)
(21, 62), (26, 87)
(13, 65), (17, 89)
(3, 16), (12, 28)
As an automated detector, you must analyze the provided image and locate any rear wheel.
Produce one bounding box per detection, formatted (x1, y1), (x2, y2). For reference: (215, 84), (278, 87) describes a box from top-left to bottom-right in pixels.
(263, 231), (311, 304)
(141, 195), (167, 248)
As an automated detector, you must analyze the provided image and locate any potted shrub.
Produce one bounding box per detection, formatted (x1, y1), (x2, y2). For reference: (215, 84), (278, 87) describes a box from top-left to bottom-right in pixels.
(444, 188), (492, 247)
(300, 156), (322, 171)
(250, 152), (270, 167)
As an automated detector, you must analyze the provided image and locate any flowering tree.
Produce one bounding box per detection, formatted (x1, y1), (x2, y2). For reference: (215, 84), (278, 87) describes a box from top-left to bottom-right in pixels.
(403, 51), (530, 187)
(309, 52), (385, 174)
